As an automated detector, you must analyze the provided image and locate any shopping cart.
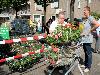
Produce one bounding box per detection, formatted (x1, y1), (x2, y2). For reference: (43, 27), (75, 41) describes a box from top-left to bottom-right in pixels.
(45, 42), (84, 75)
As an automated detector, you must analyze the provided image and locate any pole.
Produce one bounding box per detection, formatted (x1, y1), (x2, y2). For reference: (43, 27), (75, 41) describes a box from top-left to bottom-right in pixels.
(70, 0), (75, 22)
(87, 0), (89, 6)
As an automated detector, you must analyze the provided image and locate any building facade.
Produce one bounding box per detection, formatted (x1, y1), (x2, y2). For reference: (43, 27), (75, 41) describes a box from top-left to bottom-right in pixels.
(29, 0), (100, 22)
(0, 0), (100, 23)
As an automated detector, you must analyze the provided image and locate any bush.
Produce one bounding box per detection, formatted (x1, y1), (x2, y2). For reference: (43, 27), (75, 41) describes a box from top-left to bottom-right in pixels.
(91, 12), (100, 20)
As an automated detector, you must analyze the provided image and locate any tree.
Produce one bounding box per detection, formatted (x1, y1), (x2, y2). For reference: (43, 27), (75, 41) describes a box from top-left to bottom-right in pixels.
(0, 0), (29, 18)
(70, 0), (75, 22)
(11, 0), (29, 18)
(34, 0), (54, 33)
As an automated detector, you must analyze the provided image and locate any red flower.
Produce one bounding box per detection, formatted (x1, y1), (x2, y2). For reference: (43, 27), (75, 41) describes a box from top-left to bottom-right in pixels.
(42, 44), (45, 49)
(43, 33), (47, 38)
(51, 45), (54, 49)
(33, 35), (38, 40)
(21, 41), (26, 44)
(40, 49), (44, 53)
(52, 48), (59, 52)
(55, 35), (58, 39)
(29, 48), (33, 50)
(50, 59), (55, 64)
(64, 24), (68, 28)
(65, 23), (72, 28)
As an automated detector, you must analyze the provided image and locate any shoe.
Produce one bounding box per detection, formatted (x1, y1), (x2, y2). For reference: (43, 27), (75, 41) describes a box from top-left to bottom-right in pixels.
(59, 70), (63, 73)
(80, 65), (85, 68)
(84, 68), (90, 72)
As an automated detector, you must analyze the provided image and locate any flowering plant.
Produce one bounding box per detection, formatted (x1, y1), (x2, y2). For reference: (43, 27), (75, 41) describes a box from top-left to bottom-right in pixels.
(6, 40), (44, 72)
(46, 24), (80, 46)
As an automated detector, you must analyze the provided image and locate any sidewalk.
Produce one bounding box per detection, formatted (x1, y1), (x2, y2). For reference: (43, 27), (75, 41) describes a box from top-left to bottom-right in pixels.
(73, 38), (100, 75)
(72, 52), (100, 75)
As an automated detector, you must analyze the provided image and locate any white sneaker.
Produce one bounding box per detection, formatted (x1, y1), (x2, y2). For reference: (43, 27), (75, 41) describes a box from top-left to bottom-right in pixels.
(84, 68), (90, 72)
(59, 70), (63, 73)
(80, 65), (85, 68)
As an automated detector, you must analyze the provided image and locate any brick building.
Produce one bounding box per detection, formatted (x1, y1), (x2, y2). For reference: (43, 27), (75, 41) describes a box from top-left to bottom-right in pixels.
(0, 0), (100, 23)
(28, 0), (100, 23)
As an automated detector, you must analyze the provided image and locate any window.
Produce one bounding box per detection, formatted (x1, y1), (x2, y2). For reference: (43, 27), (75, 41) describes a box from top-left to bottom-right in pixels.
(78, 0), (81, 9)
(88, 0), (92, 3)
(35, 3), (43, 11)
(51, 0), (59, 9)
(33, 15), (41, 23)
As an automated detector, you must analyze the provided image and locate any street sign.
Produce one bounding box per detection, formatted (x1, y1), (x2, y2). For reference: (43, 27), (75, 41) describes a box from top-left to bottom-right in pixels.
(0, 24), (10, 40)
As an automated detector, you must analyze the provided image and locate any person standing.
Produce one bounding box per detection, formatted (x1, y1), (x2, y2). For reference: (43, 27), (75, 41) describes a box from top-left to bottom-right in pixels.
(49, 11), (67, 33)
(81, 6), (100, 72)
(48, 11), (67, 73)
(37, 20), (42, 33)
(95, 19), (100, 53)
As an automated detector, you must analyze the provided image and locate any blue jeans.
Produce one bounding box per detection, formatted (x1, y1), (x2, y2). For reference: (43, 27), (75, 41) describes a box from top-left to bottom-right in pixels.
(83, 43), (92, 69)
(95, 36), (100, 52)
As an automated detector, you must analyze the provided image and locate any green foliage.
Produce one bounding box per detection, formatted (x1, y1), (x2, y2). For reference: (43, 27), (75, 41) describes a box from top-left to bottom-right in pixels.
(6, 55), (41, 72)
(11, 40), (42, 54)
(69, 29), (80, 41)
(0, 0), (29, 13)
(5, 24), (81, 72)
(6, 40), (43, 72)
(49, 50), (58, 61)
(46, 36), (56, 44)
(46, 25), (80, 45)
(34, 0), (54, 5)
(91, 12), (100, 20)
